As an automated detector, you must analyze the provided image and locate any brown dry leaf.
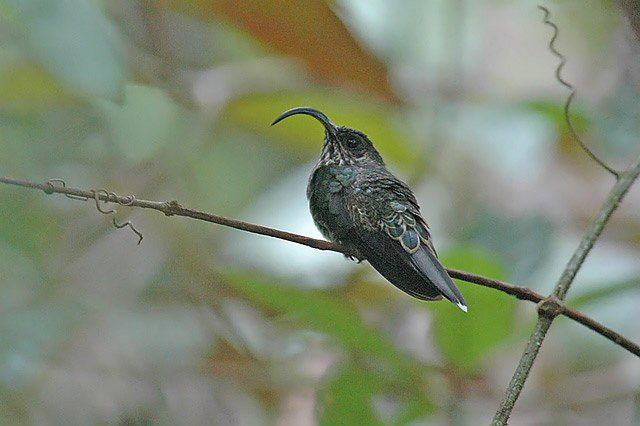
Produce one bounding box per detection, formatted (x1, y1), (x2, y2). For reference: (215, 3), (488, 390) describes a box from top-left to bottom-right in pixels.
(167, 0), (399, 102)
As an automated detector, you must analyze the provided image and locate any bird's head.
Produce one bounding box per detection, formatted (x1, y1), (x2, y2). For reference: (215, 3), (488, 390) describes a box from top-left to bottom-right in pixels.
(272, 107), (385, 168)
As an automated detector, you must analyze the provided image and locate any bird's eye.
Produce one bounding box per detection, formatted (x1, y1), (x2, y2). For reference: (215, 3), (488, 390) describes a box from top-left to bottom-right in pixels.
(345, 136), (364, 151)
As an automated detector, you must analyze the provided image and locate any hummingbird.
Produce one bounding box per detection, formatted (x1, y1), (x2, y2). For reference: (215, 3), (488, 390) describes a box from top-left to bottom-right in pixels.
(272, 107), (467, 312)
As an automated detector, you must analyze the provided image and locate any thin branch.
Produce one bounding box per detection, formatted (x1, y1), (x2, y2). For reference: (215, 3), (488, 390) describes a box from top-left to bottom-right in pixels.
(538, 5), (620, 178)
(450, 267), (640, 358)
(1, 176), (342, 252)
(492, 153), (640, 425)
(1, 175), (638, 359)
(491, 9), (639, 424)
(446, 268), (542, 303)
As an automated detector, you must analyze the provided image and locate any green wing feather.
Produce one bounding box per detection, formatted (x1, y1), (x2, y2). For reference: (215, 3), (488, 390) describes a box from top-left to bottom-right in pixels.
(382, 201), (433, 254)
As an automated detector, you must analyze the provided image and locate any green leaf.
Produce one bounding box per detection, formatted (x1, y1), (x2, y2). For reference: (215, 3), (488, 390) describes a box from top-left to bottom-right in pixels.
(318, 363), (384, 426)
(525, 99), (589, 135)
(223, 273), (409, 369)
(222, 91), (418, 168)
(0, 62), (75, 110)
(7, 0), (125, 99)
(430, 247), (515, 375)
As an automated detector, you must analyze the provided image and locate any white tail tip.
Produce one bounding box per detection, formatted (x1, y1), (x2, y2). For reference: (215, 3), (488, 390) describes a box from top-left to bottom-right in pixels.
(456, 302), (468, 313)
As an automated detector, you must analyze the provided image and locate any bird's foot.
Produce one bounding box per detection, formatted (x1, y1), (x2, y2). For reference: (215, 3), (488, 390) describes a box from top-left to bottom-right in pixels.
(344, 251), (365, 263)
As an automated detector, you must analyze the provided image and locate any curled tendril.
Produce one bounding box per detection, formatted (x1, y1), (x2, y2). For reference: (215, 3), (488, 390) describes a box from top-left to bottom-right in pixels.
(43, 178), (143, 244)
(538, 5), (619, 178)
(91, 189), (143, 245)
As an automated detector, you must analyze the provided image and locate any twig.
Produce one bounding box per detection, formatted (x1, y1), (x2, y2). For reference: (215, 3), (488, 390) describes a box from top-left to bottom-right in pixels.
(538, 5), (620, 178)
(492, 154), (640, 425)
(491, 9), (639, 424)
(449, 267), (639, 357)
(44, 178), (143, 244)
(1, 175), (638, 359)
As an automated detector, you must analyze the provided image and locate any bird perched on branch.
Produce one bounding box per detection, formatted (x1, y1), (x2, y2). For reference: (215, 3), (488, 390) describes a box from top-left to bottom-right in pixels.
(272, 107), (467, 311)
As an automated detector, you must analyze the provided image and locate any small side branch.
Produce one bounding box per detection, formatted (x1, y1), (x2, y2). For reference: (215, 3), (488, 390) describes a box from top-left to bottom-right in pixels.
(538, 5), (620, 178)
(1, 175), (638, 358)
(450, 267), (639, 357)
(491, 10), (640, 424)
(492, 147), (640, 426)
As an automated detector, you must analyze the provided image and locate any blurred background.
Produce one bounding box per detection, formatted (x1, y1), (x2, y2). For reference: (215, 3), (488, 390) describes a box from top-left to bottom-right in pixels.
(1, 0), (639, 424)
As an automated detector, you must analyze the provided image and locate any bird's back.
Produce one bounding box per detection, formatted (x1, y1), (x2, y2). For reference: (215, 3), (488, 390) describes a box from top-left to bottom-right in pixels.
(308, 164), (466, 308)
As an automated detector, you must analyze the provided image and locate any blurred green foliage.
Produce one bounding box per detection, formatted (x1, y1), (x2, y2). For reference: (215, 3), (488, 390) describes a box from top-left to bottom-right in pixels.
(0, 0), (638, 425)
(7, 0), (125, 99)
(432, 247), (513, 375)
(226, 273), (408, 366)
(318, 363), (386, 426)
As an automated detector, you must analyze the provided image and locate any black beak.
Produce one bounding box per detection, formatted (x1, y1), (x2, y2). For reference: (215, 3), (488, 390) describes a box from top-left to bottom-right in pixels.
(271, 107), (338, 138)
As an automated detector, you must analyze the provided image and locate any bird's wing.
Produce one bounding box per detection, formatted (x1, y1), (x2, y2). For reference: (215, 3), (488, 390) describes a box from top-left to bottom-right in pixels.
(353, 201), (467, 310)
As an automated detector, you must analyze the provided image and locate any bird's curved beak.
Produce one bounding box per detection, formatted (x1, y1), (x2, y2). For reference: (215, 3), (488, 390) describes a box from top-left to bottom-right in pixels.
(271, 107), (338, 138)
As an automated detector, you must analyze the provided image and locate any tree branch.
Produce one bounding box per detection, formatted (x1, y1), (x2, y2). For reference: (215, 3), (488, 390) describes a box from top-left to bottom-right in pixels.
(490, 8), (640, 424)
(492, 155), (640, 425)
(1, 175), (638, 360)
